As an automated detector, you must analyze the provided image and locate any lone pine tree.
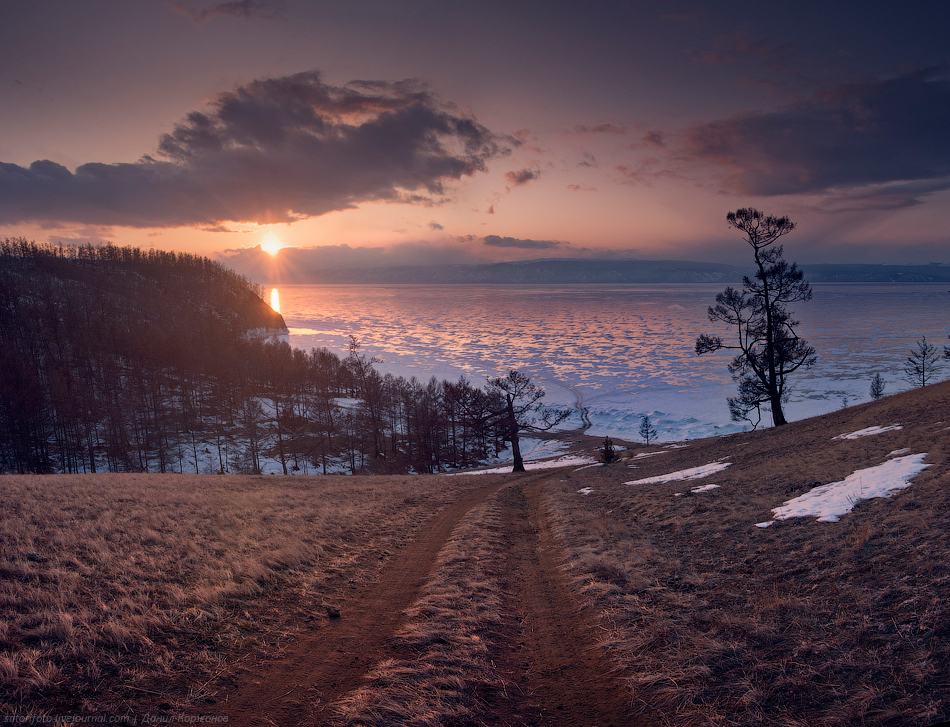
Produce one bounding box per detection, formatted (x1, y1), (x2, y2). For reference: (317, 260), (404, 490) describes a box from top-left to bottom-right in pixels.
(695, 209), (817, 427)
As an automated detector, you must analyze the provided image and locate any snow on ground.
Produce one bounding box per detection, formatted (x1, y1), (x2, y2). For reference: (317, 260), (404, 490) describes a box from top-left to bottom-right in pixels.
(691, 484), (721, 493)
(449, 436), (597, 474)
(833, 424), (903, 440)
(578, 487), (594, 495)
(453, 454), (597, 475)
(631, 451), (669, 460)
(757, 453), (931, 525)
(333, 397), (362, 409)
(625, 461), (731, 485)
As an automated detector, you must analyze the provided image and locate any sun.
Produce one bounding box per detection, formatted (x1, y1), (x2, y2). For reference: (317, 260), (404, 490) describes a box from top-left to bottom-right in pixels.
(261, 234), (283, 256)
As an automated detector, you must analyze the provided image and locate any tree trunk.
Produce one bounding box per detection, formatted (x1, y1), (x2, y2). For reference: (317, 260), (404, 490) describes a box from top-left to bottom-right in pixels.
(770, 392), (787, 426)
(507, 395), (525, 472)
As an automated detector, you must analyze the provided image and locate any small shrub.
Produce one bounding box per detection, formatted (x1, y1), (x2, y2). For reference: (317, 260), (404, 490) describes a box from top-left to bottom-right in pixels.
(600, 437), (619, 464)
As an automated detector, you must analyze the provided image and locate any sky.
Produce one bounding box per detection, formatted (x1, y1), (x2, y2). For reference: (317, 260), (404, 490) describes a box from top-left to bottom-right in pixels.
(2, 0), (950, 275)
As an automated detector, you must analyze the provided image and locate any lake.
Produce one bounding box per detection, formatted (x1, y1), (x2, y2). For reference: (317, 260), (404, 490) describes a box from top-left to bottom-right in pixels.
(275, 284), (950, 442)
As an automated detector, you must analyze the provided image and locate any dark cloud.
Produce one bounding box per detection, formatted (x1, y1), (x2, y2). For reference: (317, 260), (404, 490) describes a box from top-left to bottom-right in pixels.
(483, 235), (561, 249)
(571, 123), (626, 135)
(504, 168), (540, 187)
(511, 128), (544, 154)
(700, 31), (792, 69)
(428, 221), (444, 230)
(577, 151), (598, 168)
(680, 69), (950, 199)
(172, 0), (283, 24)
(810, 178), (950, 213)
(0, 72), (507, 228)
(567, 184), (596, 192)
(614, 156), (671, 186)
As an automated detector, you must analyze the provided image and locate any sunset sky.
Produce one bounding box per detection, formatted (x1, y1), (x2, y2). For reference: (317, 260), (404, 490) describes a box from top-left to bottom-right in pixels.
(2, 0), (949, 271)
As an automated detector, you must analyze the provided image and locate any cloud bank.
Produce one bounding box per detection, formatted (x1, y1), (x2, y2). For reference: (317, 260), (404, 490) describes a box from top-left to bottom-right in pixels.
(171, 0), (284, 24)
(0, 72), (507, 228)
(483, 235), (561, 249)
(680, 69), (950, 205)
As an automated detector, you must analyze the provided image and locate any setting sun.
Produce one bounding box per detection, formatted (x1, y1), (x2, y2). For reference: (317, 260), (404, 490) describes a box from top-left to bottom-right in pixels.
(261, 235), (282, 256)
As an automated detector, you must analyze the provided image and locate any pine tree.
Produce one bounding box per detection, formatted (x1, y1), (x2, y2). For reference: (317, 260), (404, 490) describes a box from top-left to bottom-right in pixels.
(638, 415), (658, 445)
(869, 373), (886, 401)
(696, 209), (817, 427)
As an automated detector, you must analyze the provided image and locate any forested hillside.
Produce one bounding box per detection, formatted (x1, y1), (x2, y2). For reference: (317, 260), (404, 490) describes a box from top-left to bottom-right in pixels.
(0, 240), (509, 475)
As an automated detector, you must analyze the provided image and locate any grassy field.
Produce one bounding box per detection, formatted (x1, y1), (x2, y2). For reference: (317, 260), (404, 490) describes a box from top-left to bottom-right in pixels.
(1, 380), (949, 725)
(0, 473), (494, 714)
(545, 380), (950, 726)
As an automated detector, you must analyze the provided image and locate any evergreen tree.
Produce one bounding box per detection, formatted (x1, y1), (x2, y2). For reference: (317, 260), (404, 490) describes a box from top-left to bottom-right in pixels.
(638, 415), (658, 445)
(696, 209), (817, 427)
(869, 373), (886, 401)
(903, 337), (941, 388)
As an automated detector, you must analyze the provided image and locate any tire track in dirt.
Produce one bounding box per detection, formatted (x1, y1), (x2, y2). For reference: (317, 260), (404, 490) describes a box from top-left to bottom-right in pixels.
(207, 479), (507, 727)
(498, 475), (646, 727)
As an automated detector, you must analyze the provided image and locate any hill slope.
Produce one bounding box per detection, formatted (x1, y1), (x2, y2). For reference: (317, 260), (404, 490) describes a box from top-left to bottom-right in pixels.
(1, 381), (948, 725)
(0, 239), (286, 473)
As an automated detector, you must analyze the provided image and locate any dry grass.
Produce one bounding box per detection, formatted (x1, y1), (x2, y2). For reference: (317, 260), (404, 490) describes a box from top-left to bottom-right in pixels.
(5, 380), (950, 725)
(0, 473), (487, 715)
(545, 380), (950, 726)
(331, 490), (515, 726)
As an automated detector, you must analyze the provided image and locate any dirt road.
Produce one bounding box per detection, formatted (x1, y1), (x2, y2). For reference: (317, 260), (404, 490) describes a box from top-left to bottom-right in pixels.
(208, 473), (640, 726)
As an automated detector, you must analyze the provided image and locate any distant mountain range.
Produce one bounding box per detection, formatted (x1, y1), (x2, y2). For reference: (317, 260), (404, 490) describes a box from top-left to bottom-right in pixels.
(263, 258), (950, 284)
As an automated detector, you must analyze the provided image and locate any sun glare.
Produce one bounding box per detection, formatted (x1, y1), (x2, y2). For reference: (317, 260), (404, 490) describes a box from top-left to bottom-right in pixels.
(262, 235), (282, 256)
(270, 288), (280, 313)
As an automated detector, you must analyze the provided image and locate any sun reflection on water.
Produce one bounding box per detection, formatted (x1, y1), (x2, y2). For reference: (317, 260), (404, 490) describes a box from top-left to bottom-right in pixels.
(270, 288), (280, 313)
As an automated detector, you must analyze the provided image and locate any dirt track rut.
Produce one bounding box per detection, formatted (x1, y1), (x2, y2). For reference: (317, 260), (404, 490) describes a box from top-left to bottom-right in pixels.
(209, 473), (640, 726)
(499, 476), (644, 726)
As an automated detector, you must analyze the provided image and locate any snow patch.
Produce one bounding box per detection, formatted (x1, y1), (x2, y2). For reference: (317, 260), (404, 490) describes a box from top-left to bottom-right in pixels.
(766, 454), (931, 524)
(453, 454), (597, 475)
(631, 451), (669, 460)
(625, 461), (731, 485)
(833, 424), (902, 440)
(691, 484), (721, 493)
(333, 397), (362, 409)
(578, 487), (594, 495)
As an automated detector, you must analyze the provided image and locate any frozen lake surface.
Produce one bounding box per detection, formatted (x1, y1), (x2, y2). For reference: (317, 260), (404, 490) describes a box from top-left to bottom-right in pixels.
(278, 284), (950, 443)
